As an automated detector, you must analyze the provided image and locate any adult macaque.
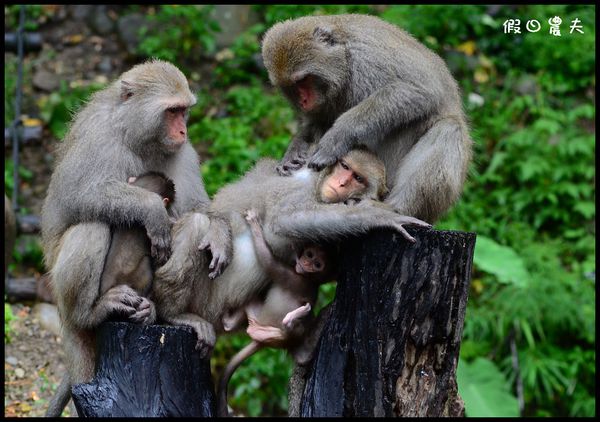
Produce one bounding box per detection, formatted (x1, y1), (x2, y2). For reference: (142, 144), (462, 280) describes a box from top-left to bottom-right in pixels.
(217, 209), (336, 417)
(99, 171), (176, 303)
(261, 14), (472, 223)
(152, 148), (429, 360)
(41, 60), (231, 417)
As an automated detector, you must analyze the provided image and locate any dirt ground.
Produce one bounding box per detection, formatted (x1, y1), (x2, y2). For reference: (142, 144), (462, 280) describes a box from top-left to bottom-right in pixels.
(4, 303), (71, 417)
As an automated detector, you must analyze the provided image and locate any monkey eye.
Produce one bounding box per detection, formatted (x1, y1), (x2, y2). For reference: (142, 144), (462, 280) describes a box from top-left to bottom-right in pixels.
(125, 92), (133, 99)
(340, 161), (349, 170)
(315, 262), (322, 270)
(306, 250), (314, 259)
(354, 173), (364, 184)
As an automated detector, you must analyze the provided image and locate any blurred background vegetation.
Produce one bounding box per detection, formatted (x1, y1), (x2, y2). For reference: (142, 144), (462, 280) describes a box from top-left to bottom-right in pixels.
(4, 4), (595, 417)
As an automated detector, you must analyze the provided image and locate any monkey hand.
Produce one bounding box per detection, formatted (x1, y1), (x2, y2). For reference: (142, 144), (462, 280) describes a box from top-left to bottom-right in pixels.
(96, 285), (148, 323)
(130, 297), (157, 325)
(190, 319), (216, 359)
(276, 152), (307, 176)
(391, 215), (432, 243)
(146, 213), (173, 266)
(199, 217), (232, 280)
(307, 139), (347, 171)
(244, 208), (261, 224)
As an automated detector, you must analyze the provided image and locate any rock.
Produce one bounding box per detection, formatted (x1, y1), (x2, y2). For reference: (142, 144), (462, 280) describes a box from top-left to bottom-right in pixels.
(97, 57), (112, 73)
(117, 13), (148, 56)
(6, 356), (18, 366)
(15, 368), (25, 378)
(211, 5), (260, 50)
(32, 69), (60, 92)
(90, 5), (115, 36)
(69, 5), (94, 20)
(33, 303), (62, 337)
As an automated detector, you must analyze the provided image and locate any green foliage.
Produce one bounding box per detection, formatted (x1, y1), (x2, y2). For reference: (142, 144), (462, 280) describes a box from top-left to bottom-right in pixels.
(38, 81), (105, 139)
(457, 357), (520, 417)
(473, 236), (531, 287)
(4, 159), (33, 198)
(5, 302), (15, 343)
(136, 5), (220, 66)
(4, 5), (47, 31)
(190, 83), (294, 195)
(214, 24), (266, 87)
(213, 333), (292, 416)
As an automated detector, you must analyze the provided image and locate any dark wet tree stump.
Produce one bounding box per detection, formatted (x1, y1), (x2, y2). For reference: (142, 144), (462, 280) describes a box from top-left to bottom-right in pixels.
(289, 228), (476, 417)
(72, 322), (216, 417)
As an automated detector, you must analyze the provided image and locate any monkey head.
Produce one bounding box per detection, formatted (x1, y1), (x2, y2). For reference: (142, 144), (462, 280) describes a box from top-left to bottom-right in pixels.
(295, 244), (327, 275)
(128, 171), (176, 208)
(317, 147), (388, 204)
(262, 16), (349, 115)
(115, 59), (197, 153)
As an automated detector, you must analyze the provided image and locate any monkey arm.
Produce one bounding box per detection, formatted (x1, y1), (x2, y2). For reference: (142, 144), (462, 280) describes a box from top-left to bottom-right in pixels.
(308, 80), (442, 169)
(247, 217), (298, 283)
(271, 201), (431, 244)
(278, 117), (317, 176)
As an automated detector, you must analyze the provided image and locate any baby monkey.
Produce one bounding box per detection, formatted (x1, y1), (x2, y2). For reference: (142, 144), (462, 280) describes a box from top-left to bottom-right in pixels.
(217, 146), (388, 416)
(99, 171), (175, 323)
(217, 209), (336, 417)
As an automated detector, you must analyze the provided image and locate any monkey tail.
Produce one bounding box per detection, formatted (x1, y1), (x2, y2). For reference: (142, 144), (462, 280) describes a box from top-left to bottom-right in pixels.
(217, 341), (263, 417)
(44, 374), (72, 417)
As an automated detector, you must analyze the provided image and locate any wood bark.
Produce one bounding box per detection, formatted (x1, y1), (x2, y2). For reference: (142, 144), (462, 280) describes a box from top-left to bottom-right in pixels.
(71, 321), (216, 417)
(289, 227), (476, 417)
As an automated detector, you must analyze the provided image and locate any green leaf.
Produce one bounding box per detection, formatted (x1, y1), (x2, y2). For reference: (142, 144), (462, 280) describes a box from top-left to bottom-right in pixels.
(473, 236), (531, 287)
(457, 357), (520, 417)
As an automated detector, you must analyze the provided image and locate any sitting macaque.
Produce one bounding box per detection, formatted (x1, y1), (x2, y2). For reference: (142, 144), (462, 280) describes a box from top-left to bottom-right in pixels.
(217, 208), (337, 417)
(99, 171), (175, 322)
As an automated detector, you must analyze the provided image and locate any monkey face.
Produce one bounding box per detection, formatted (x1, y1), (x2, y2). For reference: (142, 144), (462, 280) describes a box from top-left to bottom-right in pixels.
(161, 106), (190, 151)
(320, 159), (368, 203)
(295, 246), (327, 274)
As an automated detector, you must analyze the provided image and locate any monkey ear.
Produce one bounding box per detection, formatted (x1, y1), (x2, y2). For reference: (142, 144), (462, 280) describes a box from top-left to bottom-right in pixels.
(120, 80), (135, 102)
(313, 26), (336, 46)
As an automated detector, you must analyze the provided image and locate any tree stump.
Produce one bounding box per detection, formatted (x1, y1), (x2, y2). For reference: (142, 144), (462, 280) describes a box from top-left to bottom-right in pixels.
(289, 227), (476, 417)
(72, 322), (216, 417)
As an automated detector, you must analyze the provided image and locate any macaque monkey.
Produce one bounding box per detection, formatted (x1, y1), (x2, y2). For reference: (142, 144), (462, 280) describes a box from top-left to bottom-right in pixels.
(262, 14), (473, 223)
(41, 60), (231, 417)
(99, 172), (176, 304)
(217, 208), (336, 417)
(152, 148), (429, 363)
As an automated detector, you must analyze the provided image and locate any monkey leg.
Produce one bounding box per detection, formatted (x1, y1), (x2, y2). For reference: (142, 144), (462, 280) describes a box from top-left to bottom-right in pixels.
(222, 308), (248, 332)
(247, 319), (287, 345)
(385, 117), (471, 224)
(282, 302), (312, 329)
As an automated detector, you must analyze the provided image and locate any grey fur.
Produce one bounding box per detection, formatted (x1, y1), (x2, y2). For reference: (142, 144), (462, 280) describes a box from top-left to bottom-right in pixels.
(262, 14), (472, 223)
(152, 156), (430, 362)
(41, 60), (231, 417)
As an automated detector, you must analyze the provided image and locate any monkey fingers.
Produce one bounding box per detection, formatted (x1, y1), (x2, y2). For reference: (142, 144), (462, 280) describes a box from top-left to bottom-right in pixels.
(243, 208), (260, 223)
(148, 227), (173, 267)
(307, 144), (342, 171)
(96, 285), (144, 322)
(392, 215), (432, 243)
(129, 297), (156, 325)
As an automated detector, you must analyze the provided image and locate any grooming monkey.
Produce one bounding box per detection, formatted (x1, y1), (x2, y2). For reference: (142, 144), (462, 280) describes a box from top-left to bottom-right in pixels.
(217, 209), (338, 416)
(41, 60), (231, 417)
(262, 14), (472, 223)
(99, 171), (176, 302)
(152, 148), (428, 362)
